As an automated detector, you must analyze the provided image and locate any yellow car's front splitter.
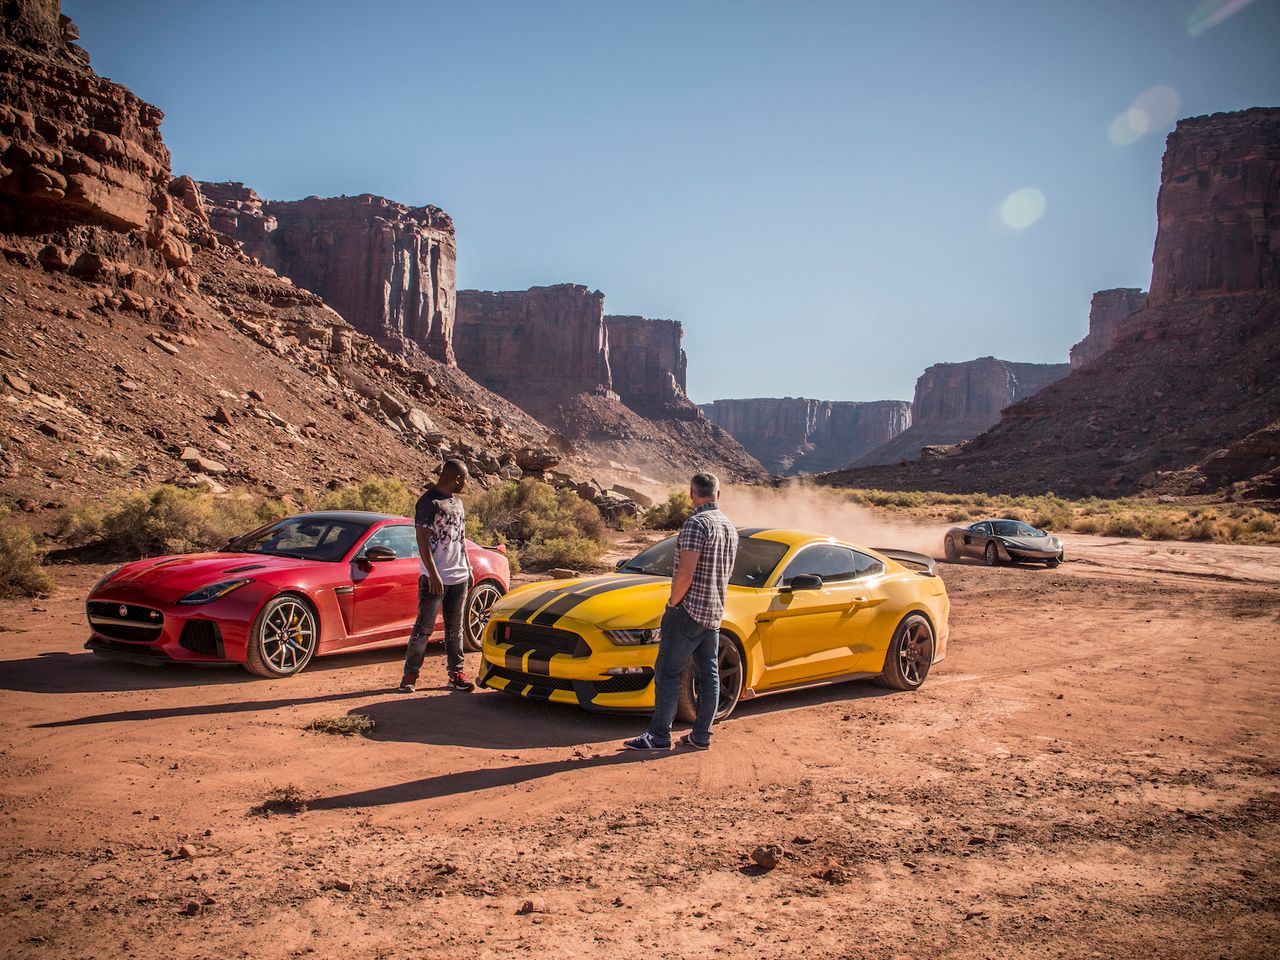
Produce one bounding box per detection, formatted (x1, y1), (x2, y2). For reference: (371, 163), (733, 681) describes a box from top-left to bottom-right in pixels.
(478, 655), (656, 713)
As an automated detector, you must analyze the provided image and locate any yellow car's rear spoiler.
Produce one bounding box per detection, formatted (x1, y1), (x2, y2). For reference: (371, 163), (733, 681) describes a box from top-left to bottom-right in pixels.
(873, 548), (938, 577)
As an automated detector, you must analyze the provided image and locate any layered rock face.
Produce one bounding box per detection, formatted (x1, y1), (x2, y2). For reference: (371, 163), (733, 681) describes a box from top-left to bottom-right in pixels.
(855, 357), (1069, 466)
(1069, 288), (1148, 369)
(604, 315), (691, 416)
(453, 285), (613, 417)
(823, 107), (1280, 498)
(0, 0), (192, 275)
(199, 183), (457, 362)
(1148, 109), (1280, 305)
(702, 398), (912, 475)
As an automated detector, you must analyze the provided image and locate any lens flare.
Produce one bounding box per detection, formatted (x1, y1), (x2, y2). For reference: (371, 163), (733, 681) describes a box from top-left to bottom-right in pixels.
(1000, 187), (1047, 231)
(1187, 0), (1256, 37)
(1108, 86), (1181, 146)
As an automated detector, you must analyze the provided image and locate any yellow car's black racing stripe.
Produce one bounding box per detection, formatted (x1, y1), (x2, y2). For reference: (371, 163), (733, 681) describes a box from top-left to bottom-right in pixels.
(529, 575), (667, 627)
(507, 576), (618, 623)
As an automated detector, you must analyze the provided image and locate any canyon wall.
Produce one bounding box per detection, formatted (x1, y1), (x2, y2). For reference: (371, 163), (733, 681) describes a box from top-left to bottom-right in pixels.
(604, 315), (690, 416)
(0, 0), (192, 275)
(1069, 288), (1148, 369)
(200, 183), (457, 362)
(1148, 108), (1280, 306)
(855, 357), (1069, 466)
(702, 397), (912, 475)
(824, 107), (1280, 498)
(452, 284), (613, 417)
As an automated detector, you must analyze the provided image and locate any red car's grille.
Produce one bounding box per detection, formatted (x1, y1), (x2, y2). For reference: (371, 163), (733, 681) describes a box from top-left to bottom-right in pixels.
(87, 601), (164, 644)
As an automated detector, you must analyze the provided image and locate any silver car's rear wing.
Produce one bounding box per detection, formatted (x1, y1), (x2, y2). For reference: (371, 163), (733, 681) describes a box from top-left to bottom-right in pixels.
(873, 548), (938, 577)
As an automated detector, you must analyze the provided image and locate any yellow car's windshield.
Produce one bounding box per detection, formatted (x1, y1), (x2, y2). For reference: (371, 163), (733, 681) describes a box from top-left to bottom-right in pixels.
(619, 534), (788, 589)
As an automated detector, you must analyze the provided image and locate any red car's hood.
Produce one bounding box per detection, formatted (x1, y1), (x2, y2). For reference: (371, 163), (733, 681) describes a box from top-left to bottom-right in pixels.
(98, 552), (317, 597)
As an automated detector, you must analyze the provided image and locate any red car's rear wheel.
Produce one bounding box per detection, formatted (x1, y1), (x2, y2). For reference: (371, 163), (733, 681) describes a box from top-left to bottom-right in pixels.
(245, 595), (318, 678)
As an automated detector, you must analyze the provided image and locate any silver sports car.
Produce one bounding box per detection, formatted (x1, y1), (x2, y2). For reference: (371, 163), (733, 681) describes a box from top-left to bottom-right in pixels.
(943, 519), (1064, 567)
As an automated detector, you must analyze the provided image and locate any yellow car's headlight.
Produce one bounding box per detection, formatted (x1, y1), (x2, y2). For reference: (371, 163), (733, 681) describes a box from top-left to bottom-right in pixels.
(604, 628), (660, 646)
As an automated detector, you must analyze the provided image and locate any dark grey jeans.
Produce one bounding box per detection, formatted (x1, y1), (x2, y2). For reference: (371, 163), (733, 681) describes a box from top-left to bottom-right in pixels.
(647, 604), (720, 746)
(403, 577), (468, 677)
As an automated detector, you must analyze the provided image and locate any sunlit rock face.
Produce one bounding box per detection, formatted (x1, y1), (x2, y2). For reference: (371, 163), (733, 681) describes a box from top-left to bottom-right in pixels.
(452, 284), (613, 416)
(1149, 108), (1280, 305)
(0, 1), (193, 272)
(604, 315), (690, 417)
(853, 357), (1069, 466)
(199, 183), (457, 362)
(1069, 288), (1148, 369)
(702, 398), (912, 475)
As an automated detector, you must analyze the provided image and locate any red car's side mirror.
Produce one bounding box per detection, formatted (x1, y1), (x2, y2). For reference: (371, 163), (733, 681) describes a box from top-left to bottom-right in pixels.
(363, 545), (398, 563)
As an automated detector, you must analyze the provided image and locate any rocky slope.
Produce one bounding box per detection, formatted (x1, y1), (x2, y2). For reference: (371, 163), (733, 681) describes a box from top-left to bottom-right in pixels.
(853, 357), (1069, 466)
(1069, 288), (1148, 369)
(199, 182), (456, 362)
(0, 2), (559, 508)
(822, 108), (1280, 499)
(701, 397), (912, 475)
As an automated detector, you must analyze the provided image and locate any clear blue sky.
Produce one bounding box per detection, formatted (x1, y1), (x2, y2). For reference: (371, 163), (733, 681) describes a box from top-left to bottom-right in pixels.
(65, 0), (1279, 404)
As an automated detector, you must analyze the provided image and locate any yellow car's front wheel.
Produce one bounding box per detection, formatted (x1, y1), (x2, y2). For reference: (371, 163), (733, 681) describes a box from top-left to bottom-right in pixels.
(677, 633), (745, 723)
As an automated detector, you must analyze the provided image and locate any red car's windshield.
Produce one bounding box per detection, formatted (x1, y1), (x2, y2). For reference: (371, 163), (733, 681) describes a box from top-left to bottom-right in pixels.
(223, 517), (371, 562)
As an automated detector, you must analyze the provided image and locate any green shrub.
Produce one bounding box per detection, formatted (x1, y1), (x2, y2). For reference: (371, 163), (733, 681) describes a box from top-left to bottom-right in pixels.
(1186, 516), (1218, 541)
(466, 479), (607, 571)
(643, 491), (693, 530)
(318, 476), (415, 517)
(1246, 512), (1277, 534)
(1100, 514), (1144, 538)
(0, 507), (54, 598)
(60, 485), (284, 557)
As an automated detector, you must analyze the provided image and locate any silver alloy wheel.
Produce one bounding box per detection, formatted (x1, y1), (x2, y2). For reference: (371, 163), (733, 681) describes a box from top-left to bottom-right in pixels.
(466, 582), (504, 651)
(261, 599), (316, 673)
(898, 618), (934, 686)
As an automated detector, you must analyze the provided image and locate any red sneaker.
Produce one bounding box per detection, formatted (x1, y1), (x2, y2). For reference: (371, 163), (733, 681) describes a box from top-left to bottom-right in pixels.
(447, 671), (475, 692)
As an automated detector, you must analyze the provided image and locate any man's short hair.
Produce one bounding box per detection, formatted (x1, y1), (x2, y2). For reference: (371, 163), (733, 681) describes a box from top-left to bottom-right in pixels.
(441, 458), (468, 478)
(690, 472), (719, 499)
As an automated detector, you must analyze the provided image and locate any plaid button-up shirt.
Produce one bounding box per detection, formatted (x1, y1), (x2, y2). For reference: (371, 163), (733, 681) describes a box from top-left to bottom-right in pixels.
(675, 502), (739, 629)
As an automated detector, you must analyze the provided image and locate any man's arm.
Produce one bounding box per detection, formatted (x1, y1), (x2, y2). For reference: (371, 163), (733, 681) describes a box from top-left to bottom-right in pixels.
(668, 550), (700, 607)
(415, 499), (445, 596)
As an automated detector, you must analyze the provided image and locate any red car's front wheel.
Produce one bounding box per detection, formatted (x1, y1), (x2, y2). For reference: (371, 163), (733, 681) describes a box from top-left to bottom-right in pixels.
(245, 595), (318, 678)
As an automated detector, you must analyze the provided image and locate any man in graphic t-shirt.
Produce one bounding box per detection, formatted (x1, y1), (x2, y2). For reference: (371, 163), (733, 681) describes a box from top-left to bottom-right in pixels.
(398, 459), (474, 693)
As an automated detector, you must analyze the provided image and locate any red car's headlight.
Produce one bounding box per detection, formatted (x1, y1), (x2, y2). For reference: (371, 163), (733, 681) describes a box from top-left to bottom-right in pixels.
(177, 579), (255, 605)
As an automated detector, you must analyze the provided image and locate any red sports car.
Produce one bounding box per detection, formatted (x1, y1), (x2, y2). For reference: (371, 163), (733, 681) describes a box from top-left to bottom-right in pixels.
(84, 511), (510, 677)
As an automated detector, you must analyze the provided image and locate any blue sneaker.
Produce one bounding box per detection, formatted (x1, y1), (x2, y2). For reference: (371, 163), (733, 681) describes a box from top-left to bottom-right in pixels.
(678, 734), (711, 751)
(622, 733), (672, 751)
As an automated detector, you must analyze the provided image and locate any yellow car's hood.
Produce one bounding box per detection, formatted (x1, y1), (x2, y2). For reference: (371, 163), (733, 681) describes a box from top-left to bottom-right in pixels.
(493, 573), (673, 631)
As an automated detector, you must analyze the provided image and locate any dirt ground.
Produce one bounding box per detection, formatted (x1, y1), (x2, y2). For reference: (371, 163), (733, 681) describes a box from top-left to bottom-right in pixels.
(1, 533), (1278, 959)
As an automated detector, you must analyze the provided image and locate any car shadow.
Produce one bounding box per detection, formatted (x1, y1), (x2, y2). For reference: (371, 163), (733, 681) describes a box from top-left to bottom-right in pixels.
(308, 750), (677, 810)
(1, 645), (409, 695)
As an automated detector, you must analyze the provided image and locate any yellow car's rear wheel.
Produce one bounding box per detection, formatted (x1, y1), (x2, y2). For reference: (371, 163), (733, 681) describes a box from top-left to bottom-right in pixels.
(676, 633), (744, 723)
(877, 613), (934, 691)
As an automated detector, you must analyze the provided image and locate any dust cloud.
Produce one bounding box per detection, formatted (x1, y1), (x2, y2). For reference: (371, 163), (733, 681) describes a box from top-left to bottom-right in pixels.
(718, 481), (947, 558)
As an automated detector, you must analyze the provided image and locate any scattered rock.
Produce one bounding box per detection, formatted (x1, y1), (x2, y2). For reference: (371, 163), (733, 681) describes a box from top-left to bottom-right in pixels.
(181, 901), (202, 916)
(334, 880), (354, 892)
(3, 372), (31, 394)
(515, 447), (561, 473)
(148, 335), (180, 357)
(177, 843), (197, 859)
(213, 405), (232, 425)
(750, 844), (784, 870)
(547, 568), (579, 579)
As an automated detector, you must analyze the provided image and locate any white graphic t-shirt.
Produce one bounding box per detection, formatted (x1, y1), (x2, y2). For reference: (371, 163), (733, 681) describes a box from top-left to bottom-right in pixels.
(414, 490), (471, 585)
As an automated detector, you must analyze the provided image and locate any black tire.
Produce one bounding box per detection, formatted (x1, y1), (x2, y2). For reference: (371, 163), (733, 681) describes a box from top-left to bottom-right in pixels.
(876, 613), (935, 691)
(244, 594), (318, 678)
(675, 633), (745, 724)
(984, 541), (1000, 566)
(943, 536), (958, 562)
(464, 579), (505, 652)
(1046, 554), (1062, 569)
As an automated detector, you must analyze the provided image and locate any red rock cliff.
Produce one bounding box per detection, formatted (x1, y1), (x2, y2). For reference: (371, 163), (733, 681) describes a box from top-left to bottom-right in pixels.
(199, 183), (457, 362)
(702, 397), (912, 475)
(452, 284), (613, 417)
(0, 0), (192, 275)
(854, 357), (1069, 465)
(604, 315), (690, 416)
(1069, 288), (1148, 369)
(1148, 108), (1280, 305)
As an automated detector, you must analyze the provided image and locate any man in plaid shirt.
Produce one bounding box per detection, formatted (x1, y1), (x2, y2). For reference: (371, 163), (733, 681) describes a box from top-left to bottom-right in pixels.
(624, 472), (739, 751)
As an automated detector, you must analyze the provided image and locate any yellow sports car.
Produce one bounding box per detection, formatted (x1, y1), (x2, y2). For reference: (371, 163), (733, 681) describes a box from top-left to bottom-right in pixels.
(478, 528), (949, 721)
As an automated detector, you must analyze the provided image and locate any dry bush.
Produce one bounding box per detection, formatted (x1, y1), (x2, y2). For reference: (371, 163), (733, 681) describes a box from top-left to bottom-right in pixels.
(0, 506), (54, 598)
(643, 491), (693, 530)
(466, 479), (608, 571)
(317, 476), (416, 517)
(60, 485), (285, 557)
(252, 785), (308, 816)
(307, 714), (375, 736)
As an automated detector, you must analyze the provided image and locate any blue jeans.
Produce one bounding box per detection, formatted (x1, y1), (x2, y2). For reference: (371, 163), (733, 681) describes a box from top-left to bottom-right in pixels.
(403, 577), (468, 677)
(648, 604), (720, 746)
